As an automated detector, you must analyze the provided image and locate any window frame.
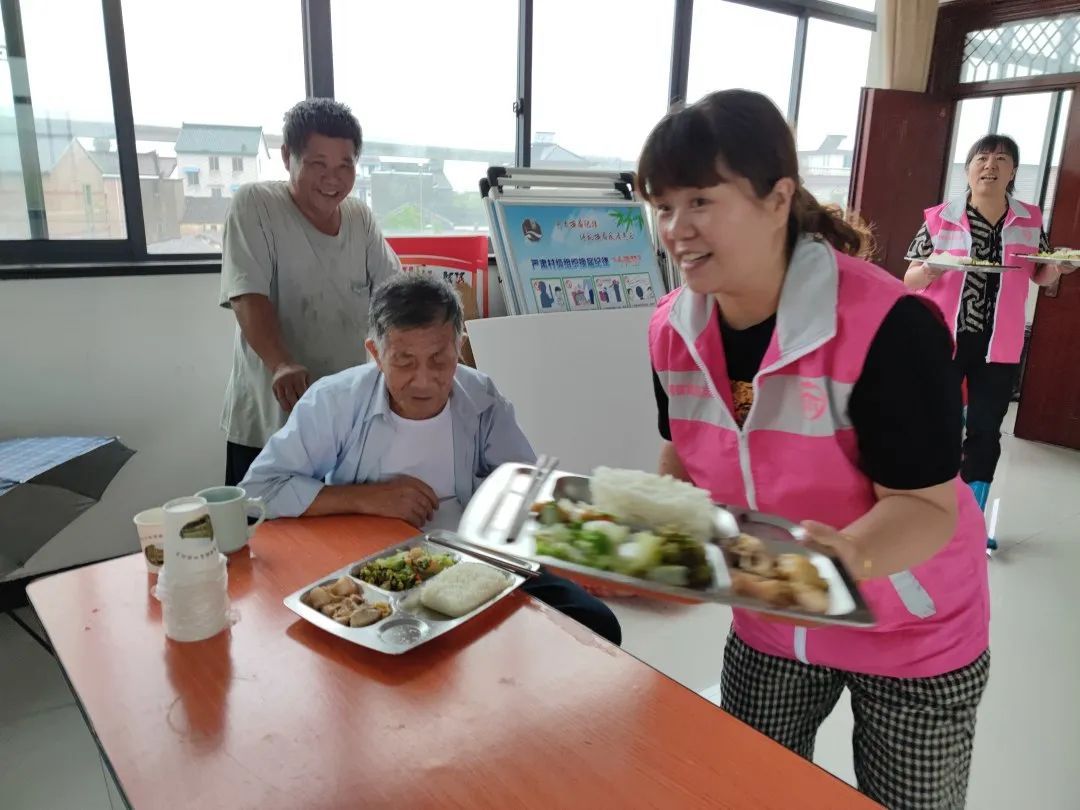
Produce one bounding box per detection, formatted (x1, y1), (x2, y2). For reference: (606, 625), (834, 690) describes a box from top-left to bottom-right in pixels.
(0, 0), (874, 277)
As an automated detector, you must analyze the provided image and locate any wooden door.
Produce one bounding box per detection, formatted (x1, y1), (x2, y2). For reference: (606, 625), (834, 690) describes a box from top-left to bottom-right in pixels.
(1016, 91), (1080, 449)
(848, 89), (954, 278)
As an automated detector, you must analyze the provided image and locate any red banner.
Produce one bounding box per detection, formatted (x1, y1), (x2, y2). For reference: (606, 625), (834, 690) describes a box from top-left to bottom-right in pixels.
(386, 235), (491, 318)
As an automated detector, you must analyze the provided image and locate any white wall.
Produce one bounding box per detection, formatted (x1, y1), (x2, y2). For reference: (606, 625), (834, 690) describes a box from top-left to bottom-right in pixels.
(1, 274), (235, 580)
(468, 308), (661, 476)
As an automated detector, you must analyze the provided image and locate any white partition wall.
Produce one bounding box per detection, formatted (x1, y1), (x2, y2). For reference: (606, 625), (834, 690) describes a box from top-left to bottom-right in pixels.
(1, 275), (235, 580)
(467, 308), (662, 475)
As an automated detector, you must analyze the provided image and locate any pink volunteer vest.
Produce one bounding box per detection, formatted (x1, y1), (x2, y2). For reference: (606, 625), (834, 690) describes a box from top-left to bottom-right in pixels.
(918, 196), (1043, 364)
(650, 239), (990, 678)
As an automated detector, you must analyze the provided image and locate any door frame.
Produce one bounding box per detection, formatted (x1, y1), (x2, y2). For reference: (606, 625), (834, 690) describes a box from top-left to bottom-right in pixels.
(926, 1), (1080, 448)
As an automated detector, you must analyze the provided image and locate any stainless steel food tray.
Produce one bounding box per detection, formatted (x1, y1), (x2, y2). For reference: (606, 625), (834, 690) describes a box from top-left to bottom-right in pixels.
(920, 258), (1020, 273)
(458, 463), (875, 627)
(1017, 253), (1080, 269)
(283, 532), (534, 654)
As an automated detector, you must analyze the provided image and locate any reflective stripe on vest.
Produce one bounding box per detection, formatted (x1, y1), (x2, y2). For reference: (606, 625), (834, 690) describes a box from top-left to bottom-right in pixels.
(746, 375), (854, 435)
(932, 228), (970, 253)
(657, 368), (735, 429)
(658, 369), (713, 400)
(889, 570), (937, 619)
(1004, 225), (1042, 248)
(662, 372), (856, 437)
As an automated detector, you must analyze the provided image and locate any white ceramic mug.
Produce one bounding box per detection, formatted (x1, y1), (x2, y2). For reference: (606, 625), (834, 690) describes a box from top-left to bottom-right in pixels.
(195, 486), (267, 554)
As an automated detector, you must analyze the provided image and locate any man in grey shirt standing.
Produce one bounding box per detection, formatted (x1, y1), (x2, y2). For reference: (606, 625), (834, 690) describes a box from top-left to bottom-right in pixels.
(219, 99), (400, 485)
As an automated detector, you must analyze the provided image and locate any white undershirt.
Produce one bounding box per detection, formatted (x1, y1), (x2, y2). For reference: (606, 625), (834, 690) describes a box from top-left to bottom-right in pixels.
(380, 402), (460, 530)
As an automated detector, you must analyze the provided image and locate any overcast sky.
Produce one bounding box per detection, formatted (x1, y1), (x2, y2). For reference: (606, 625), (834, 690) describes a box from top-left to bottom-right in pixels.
(5, 0), (1059, 190)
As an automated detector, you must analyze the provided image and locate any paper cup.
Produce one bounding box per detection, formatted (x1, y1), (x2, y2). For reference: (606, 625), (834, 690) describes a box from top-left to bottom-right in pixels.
(133, 507), (166, 574)
(157, 553), (230, 642)
(162, 496), (220, 577)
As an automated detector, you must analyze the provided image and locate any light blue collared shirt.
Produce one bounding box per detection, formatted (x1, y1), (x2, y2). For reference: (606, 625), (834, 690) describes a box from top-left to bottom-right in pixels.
(241, 364), (536, 519)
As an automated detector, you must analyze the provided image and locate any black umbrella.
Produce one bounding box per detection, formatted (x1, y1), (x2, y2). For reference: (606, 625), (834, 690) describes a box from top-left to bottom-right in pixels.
(0, 437), (135, 577)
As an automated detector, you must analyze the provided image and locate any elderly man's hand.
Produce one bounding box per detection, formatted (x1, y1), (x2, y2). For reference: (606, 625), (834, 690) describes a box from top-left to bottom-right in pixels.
(272, 362), (311, 412)
(357, 476), (440, 528)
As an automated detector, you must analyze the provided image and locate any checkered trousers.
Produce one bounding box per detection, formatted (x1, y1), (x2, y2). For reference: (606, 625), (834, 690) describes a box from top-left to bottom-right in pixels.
(721, 630), (990, 810)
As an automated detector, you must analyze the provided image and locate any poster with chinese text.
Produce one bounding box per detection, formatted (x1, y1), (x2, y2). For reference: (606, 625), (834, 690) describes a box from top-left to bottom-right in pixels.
(494, 201), (665, 316)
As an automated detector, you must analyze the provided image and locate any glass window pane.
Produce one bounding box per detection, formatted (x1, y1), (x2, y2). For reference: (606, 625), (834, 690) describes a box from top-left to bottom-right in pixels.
(0, 12), (31, 239)
(123, 0), (304, 253)
(944, 97), (994, 201)
(688, 2), (797, 115)
(1043, 91), (1072, 226)
(532, 0), (673, 173)
(832, 0), (876, 10)
(10, 0), (121, 240)
(997, 91), (1054, 206)
(333, 0), (516, 235)
(963, 15), (1080, 85)
(796, 18), (872, 206)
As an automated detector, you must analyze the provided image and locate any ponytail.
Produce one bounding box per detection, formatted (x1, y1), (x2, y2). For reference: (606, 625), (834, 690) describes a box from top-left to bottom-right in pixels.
(788, 186), (874, 260)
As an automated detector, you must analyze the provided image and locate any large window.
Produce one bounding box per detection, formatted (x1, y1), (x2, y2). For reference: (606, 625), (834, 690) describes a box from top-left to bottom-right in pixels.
(332, 0), (516, 235)
(688, 2), (797, 114)
(0, 0), (877, 269)
(532, 0), (674, 173)
(3, 0), (121, 241)
(122, 0), (304, 253)
(796, 18), (873, 205)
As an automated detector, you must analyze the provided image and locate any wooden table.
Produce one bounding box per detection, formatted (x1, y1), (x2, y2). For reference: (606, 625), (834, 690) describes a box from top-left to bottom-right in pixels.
(28, 516), (878, 810)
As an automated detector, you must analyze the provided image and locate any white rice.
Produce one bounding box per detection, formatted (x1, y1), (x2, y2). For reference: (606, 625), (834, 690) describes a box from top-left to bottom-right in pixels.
(590, 467), (715, 539)
(421, 563), (509, 618)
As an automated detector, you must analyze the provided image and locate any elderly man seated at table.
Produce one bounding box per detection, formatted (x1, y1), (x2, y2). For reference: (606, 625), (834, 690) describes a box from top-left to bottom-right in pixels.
(242, 274), (620, 645)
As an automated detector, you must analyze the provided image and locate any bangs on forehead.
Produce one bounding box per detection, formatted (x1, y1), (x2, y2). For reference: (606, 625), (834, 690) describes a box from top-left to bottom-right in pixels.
(638, 108), (734, 200)
(967, 134), (1019, 165)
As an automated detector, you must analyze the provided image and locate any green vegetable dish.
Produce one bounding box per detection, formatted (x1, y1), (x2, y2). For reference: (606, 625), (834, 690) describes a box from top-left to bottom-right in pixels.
(532, 501), (714, 589)
(355, 547), (456, 591)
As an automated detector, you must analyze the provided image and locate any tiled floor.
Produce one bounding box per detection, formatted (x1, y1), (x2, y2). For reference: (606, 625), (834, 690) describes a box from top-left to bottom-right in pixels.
(0, 608), (123, 809)
(2, 411), (1077, 808)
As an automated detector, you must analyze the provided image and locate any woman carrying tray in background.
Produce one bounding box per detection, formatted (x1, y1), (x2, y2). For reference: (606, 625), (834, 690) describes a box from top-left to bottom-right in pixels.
(904, 135), (1070, 539)
(642, 90), (990, 809)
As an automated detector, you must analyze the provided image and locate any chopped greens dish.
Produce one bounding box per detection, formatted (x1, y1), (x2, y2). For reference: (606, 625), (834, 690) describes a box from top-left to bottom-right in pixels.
(532, 499), (713, 589)
(355, 547), (456, 591)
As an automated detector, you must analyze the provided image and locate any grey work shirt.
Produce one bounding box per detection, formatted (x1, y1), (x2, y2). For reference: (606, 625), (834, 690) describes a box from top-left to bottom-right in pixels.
(219, 181), (400, 447)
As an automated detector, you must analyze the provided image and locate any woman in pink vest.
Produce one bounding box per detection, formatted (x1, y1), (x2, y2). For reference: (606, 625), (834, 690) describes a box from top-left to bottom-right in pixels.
(904, 135), (1069, 547)
(643, 90), (989, 809)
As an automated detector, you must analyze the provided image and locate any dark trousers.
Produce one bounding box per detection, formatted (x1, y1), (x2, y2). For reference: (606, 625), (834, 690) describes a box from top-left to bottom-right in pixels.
(225, 442), (263, 487)
(522, 570), (622, 646)
(955, 332), (1018, 484)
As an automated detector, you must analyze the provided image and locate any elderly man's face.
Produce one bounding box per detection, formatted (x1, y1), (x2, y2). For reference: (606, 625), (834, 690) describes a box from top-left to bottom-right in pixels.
(283, 133), (357, 225)
(366, 321), (459, 420)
